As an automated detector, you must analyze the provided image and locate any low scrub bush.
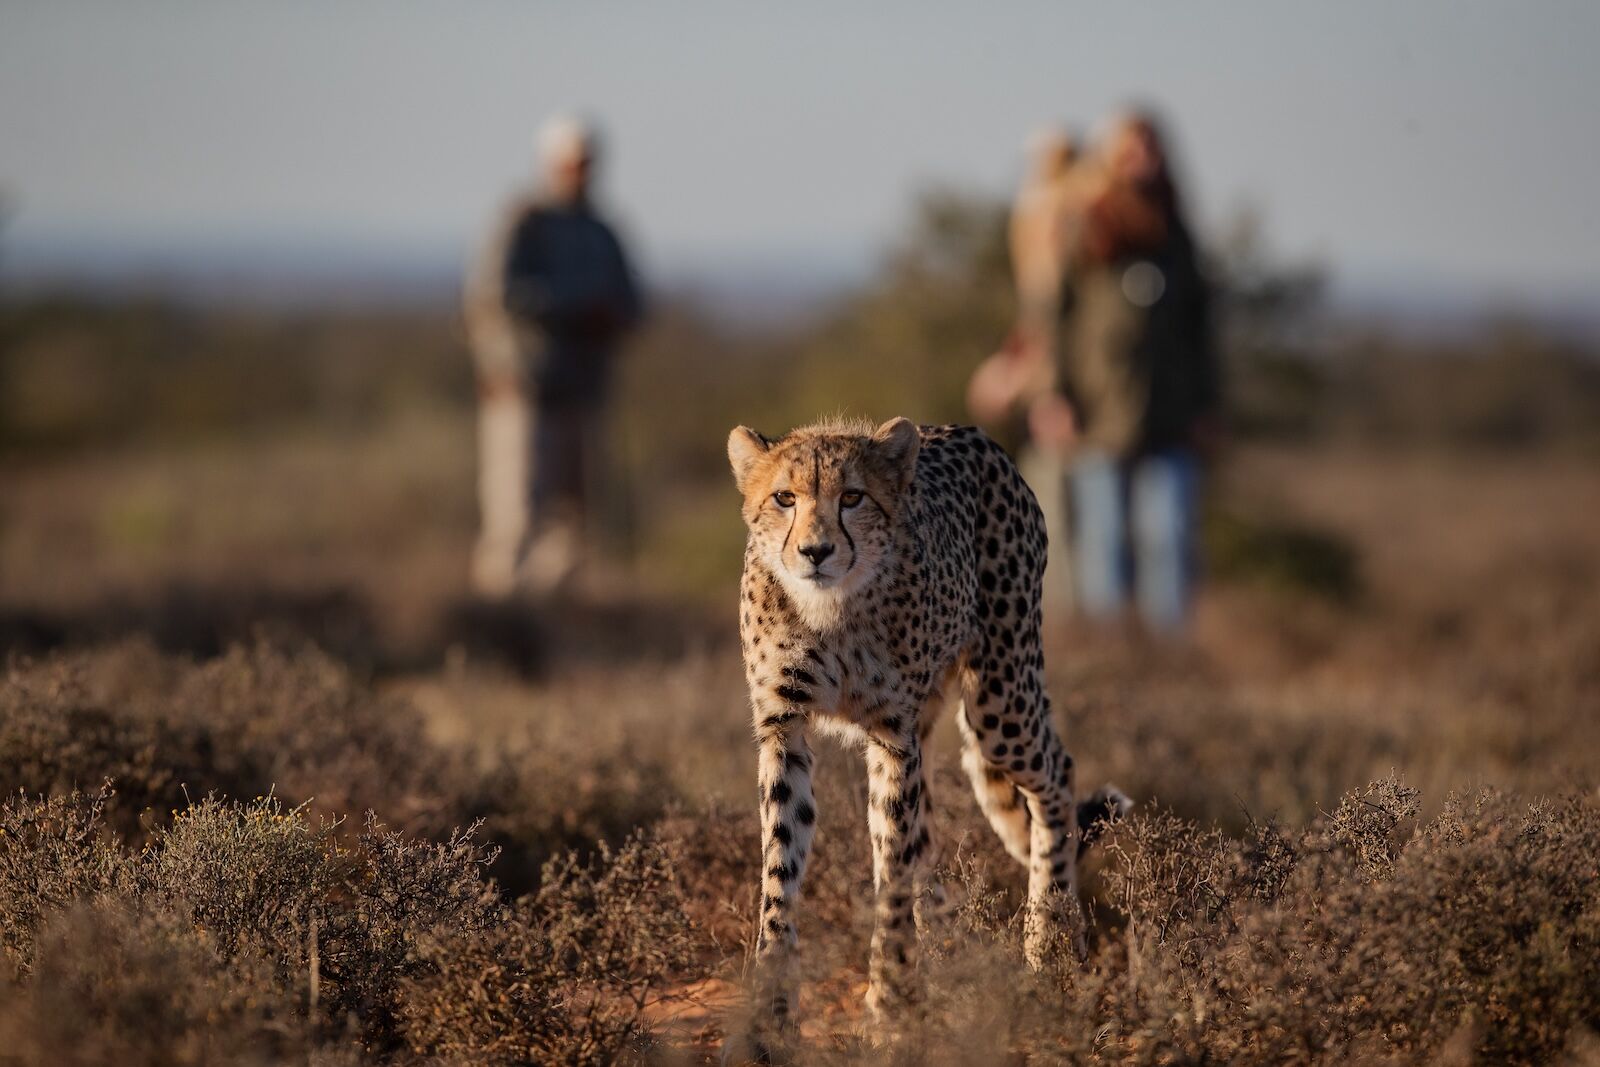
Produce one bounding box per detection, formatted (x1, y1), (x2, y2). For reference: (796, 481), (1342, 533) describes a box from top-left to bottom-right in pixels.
(926, 776), (1600, 1065)
(0, 642), (682, 894)
(0, 789), (699, 1066)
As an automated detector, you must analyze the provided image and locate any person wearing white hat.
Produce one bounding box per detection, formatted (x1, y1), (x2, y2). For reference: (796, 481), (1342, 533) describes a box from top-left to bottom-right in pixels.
(464, 116), (644, 598)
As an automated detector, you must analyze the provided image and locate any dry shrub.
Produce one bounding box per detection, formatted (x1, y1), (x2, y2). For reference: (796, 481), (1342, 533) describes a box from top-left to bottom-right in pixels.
(0, 789), (701, 1067)
(1206, 506), (1363, 605)
(1322, 774), (1420, 878)
(0, 641), (684, 895)
(0, 783), (123, 978)
(0, 695), (179, 837)
(704, 776), (1599, 1066)
(401, 833), (697, 1065)
(6, 638), (1600, 1065)
(1, 897), (299, 1067)
(0, 642), (466, 839)
(658, 799), (763, 954)
(1067, 777), (1600, 1065)
(480, 733), (679, 894)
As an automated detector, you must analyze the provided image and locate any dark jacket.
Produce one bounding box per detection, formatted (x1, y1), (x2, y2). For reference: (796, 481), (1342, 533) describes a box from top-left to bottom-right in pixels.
(469, 195), (643, 408)
(1062, 183), (1219, 457)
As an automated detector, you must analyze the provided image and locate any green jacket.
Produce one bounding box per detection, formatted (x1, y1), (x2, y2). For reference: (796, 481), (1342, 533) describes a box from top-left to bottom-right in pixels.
(1061, 223), (1219, 457)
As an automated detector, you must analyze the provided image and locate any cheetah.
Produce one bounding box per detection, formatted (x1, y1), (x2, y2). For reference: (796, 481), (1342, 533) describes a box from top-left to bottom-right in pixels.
(726, 415), (1128, 1042)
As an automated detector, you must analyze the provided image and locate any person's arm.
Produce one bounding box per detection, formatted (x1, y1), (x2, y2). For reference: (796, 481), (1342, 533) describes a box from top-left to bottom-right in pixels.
(600, 223), (645, 333)
(1008, 192), (1067, 360)
(463, 208), (522, 390)
(1008, 196), (1035, 294)
(1187, 262), (1226, 457)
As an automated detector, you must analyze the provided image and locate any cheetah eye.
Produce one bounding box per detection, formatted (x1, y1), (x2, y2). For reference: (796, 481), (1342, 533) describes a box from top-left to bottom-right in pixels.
(772, 491), (796, 508)
(840, 490), (864, 508)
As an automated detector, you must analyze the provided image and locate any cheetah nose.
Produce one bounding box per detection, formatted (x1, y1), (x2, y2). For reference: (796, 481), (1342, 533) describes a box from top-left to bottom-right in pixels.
(798, 542), (835, 565)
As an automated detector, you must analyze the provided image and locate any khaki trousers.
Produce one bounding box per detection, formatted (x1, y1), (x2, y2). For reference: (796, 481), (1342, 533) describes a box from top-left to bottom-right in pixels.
(470, 391), (601, 598)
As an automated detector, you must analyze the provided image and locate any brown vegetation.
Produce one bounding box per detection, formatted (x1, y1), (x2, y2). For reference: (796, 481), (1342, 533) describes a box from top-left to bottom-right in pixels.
(2, 196), (1599, 1062)
(2, 433), (1597, 1063)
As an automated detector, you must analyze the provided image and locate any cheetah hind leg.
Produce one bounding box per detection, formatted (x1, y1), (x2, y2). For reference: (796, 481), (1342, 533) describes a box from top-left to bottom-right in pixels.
(958, 701), (1132, 861)
(956, 707), (1034, 866)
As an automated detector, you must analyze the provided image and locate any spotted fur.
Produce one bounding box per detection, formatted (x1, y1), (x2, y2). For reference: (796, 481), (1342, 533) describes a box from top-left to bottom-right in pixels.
(726, 415), (1128, 1044)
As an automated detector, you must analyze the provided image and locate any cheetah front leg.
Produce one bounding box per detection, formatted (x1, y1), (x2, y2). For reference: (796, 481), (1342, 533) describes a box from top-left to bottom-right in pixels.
(862, 720), (931, 1029)
(743, 704), (816, 1049)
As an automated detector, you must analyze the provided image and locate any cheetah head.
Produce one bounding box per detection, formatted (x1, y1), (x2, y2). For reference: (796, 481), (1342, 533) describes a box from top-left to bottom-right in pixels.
(727, 416), (920, 631)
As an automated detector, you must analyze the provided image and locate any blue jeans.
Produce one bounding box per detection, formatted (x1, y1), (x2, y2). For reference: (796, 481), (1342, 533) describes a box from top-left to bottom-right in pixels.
(1070, 449), (1200, 633)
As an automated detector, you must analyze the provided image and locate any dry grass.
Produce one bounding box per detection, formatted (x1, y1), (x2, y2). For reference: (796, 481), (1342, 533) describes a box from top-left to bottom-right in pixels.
(2, 399), (1599, 1062)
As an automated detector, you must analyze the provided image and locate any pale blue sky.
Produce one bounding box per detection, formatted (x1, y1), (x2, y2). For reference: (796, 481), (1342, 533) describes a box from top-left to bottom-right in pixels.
(2, 2), (1597, 305)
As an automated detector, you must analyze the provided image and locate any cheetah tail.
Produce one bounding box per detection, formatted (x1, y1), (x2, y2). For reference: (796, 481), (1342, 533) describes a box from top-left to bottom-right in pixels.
(1076, 785), (1134, 859)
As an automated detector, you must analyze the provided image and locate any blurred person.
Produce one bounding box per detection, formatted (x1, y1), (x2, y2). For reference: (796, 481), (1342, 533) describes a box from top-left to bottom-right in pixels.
(968, 127), (1085, 433)
(1010, 127), (1077, 360)
(464, 116), (644, 598)
(1057, 110), (1220, 633)
(968, 127), (1095, 614)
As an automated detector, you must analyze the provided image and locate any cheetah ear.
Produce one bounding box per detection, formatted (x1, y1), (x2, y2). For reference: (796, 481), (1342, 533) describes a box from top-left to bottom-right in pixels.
(727, 425), (771, 496)
(870, 417), (920, 490)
